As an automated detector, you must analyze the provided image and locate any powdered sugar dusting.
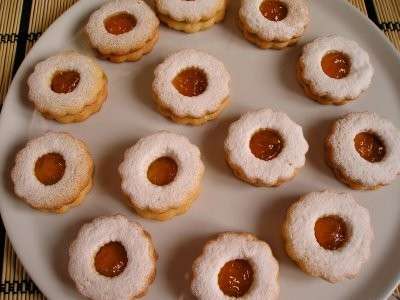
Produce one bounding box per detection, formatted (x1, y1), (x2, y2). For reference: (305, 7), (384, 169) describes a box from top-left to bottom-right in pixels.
(300, 35), (374, 101)
(86, 0), (159, 55)
(239, 0), (309, 41)
(68, 215), (156, 300)
(283, 191), (373, 283)
(119, 131), (204, 211)
(153, 49), (230, 118)
(327, 112), (400, 187)
(191, 232), (279, 300)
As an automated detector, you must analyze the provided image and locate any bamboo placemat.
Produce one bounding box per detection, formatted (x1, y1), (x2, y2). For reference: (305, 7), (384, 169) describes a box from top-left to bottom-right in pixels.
(0, 0), (399, 299)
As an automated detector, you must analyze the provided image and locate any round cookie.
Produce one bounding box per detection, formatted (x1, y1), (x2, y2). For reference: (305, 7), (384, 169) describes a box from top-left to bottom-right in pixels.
(155, 0), (228, 33)
(282, 191), (373, 283)
(11, 132), (94, 213)
(119, 131), (205, 221)
(297, 35), (374, 105)
(86, 0), (159, 63)
(224, 109), (309, 187)
(152, 49), (230, 125)
(27, 51), (107, 123)
(239, 0), (309, 49)
(325, 112), (400, 190)
(191, 232), (279, 300)
(68, 215), (157, 300)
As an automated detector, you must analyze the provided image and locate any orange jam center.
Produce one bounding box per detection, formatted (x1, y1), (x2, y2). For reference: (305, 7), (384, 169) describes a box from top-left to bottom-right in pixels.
(147, 156), (178, 186)
(172, 67), (208, 97)
(354, 132), (385, 163)
(51, 70), (80, 94)
(314, 215), (347, 250)
(218, 259), (254, 298)
(250, 129), (283, 161)
(104, 12), (137, 35)
(34, 153), (66, 185)
(95, 242), (128, 277)
(260, 0), (288, 21)
(321, 51), (351, 79)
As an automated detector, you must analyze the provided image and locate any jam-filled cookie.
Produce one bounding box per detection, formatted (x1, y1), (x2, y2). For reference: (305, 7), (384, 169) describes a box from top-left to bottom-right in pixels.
(119, 131), (205, 221)
(153, 49), (230, 125)
(283, 191), (373, 283)
(11, 132), (94, 213)
(86, 0), (159, 63)
(325, 112), (400, 190)
(239, 0), (309, 49)
(68, 215), (157, 300)
(297, 35), (374, 105)
(191, 232), (279, 299)
(224, 109), (308, 187)
(155, 0), (228, 33)
(27, 51), (107, 123)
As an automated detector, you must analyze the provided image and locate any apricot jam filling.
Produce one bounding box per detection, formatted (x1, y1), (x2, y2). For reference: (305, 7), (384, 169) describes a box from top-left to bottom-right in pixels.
(104, 12), (137, 35)
(147, 156), (178, 186)
(172, 67), (208, 97)
(34, 153), (66, 185)
(218, 259), (254, 298)
(51, 70), (80, 94)
(321, 51), (351, 79)
(95, 241), (128, 277)
(260, 1), (288, 22)
(314, 215), (348, 250)
(250, 129), (283, 161)
(354, 132), (385, 163)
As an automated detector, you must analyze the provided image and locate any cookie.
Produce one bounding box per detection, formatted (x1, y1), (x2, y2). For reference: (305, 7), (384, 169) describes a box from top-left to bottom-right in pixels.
(86, 0), (159, 63)
(297, 35), (374, 105)
(11, 132), (94, 213)
(239, 0), (309, 49)
(68, 215), (157, 300)
(27, 51), (107, 123)
(325, 112), (400, 190)
(224, 109), (309, 187)
(119, 131), (205, 221)
(155, 0), (228, 33)
(191, 232), (279, 299)
(152, 49), (230, 125)
(282, 191), (373, 283)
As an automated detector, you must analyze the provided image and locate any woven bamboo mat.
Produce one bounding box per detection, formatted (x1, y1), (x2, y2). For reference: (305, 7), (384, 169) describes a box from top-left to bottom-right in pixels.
(0, 0), (399, 299)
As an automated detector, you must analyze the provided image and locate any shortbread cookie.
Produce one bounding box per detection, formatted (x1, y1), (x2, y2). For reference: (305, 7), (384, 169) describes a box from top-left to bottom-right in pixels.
(224, 109), (308, 187)
(155, 0), (228, 33)
(191, 232), (279, 299)
(239, 0), (309, 49)
(325, 112), (400, 190)
(119, 131), (205, 221)
(27, 51), (107, 123)
(11, 132), (94, 213)
(153, 49), (230, 125)
(86, 0), (159, 63)
(68, 215), (157, 300)
(283, 191), (373, 283)
(297, 35), (374, 105)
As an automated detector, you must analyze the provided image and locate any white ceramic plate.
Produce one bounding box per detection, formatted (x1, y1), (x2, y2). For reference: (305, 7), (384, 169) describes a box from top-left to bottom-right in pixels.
(1, 0), (399, 299)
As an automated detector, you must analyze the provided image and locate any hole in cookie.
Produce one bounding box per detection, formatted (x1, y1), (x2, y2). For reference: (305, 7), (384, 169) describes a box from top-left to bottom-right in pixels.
(172, 67), (208, 97)
(34, 152), (66, 185)
(147, 156), (178, 186)
(259, 0), (288, 21)
(95, 241), (128, 277)
(250, 129), (283, 161)
(314, 215), (348, 250)
(321, 51), (351, 79)
(51, 70), (80, 94)
(104, 12), (137, 35)
(218, 259), (254, 298)
(354, 131), (385, 163)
